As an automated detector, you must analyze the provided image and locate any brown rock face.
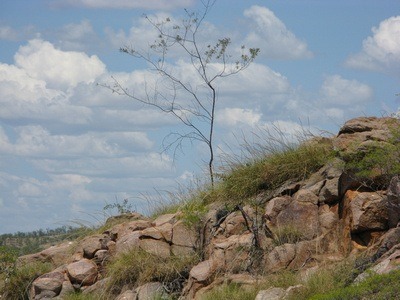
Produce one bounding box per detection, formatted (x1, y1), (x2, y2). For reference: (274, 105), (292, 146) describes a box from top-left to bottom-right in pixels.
(31, 271), (64, 299)
(67, 259), (98, 286)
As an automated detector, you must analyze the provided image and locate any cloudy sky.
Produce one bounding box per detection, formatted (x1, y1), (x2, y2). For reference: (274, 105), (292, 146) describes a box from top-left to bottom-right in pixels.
(0, 0), (399, 234)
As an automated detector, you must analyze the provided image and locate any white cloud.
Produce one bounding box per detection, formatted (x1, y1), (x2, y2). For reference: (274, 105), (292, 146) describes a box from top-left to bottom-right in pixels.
(243, 6), (313, 60)
(56, 20), (101, 52)
(345, 16), (400, 75)
(217, 108), (261, 127)
(54, 0), (194, 10)
(14, 39), (106, 90)
(319, 75), (373, 106)
(0, 125), (154, 158)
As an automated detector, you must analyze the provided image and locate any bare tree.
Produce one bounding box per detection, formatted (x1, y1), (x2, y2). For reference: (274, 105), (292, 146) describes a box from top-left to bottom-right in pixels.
(104, 0), (259, 185)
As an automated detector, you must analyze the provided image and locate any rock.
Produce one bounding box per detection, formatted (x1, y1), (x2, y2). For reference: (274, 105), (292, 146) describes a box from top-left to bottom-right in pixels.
(136, 282), (166, 300)
(139, 238), (171, 258)
(255, 287), (286, 300)
(294, 189), (319, 205)
(275, 196), (319, 240)
(57, 280), (75, 298)
(67, 259), (98, 286)
(152, 213), (178, 227)
(264, 196), (292, 225)
(116, 231), (141, 254)
(94, 249), (109, 265)
(79, 234), (108, 259)
(172, 220), (198, 248)
(110, 219), (152, 240)
(343, 190), (388, 233)
(81, 277), (110, 295)
(189, 259), (216, 282)
(116, 289), (137, 300)
(141, 227), (164, 240)
(387, 175), (400, 228)
(264, 244), (296, 272)
(31, 271), (64, 299)
(17, 241), (74, 268)
(319, 178), (340, 204)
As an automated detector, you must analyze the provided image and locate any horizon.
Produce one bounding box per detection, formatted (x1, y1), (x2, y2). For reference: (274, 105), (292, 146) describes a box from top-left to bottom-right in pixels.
(0, 0), (399, 234)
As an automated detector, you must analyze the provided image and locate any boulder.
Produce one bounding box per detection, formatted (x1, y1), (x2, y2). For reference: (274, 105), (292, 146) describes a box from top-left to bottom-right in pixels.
(255, 287), (285, 300)
(387, 175), (400, 228)
(67, 259), (98, 286)
(136, 282), (166, 300)
(189, 259), (217, 283)
(343, 190), (388, 233)
(275, 195), (319, 240)
(139, 238), (171, 258)
(31, 271), (64, 299)
(78, 234), (108, 259)
(116, 289), (137, 300)
(172, 220), (198, 248)
(116, 231), (141, 254)
(264, 243), (296, 272)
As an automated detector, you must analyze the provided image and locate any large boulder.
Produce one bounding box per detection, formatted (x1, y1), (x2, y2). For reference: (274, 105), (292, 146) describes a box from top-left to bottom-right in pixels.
(31, 270), (65, 299)
(67, 259), (98, 286)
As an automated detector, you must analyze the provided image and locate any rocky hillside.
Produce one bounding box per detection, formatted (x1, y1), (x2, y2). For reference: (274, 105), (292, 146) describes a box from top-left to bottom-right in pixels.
(2, 116), (400, 300)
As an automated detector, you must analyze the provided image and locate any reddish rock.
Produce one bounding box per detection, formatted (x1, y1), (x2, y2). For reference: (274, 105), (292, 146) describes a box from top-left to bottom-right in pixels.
(67, 259), (98, 286)
(139, 238), (171, 258)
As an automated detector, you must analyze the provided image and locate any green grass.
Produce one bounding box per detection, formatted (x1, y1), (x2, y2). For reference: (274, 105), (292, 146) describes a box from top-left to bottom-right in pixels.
(218, 137), (335, 205)
(309, 269), (400, 300)
(0, 261), (53, 300)
(272, 225), (307, 246)
(201, 282), (258, 300)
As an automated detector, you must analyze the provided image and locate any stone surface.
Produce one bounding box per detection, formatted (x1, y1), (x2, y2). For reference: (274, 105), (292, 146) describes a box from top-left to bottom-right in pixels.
(255, 287), (286, 300)
(116, 231), (141, 254)
(67, 259), (98, 286)
(275, 197), (319, 239)
(189, 260), (216, 282)
(342, 190), (388, 233)
(31, 271), (64, 299)
(172, 220), (197, 248)
(136, 282), (166, 300)
(116, 289), (137, 300)
(264, 244), (296, 272)
(139, 238), (171, 258)
(387, 175), (400, 228)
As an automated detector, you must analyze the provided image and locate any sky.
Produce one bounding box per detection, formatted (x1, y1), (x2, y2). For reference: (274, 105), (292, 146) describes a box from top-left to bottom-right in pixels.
(0, 0), (399, 234)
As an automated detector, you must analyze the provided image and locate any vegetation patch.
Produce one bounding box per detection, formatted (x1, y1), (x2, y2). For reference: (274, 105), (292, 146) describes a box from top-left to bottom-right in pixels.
(0, 261), (52, 300)
(104, 247), (200, 297)
(272, 225), (307, 246)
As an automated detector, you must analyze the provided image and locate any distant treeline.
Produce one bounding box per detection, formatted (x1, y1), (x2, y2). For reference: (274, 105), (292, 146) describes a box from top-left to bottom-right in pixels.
(0, 226), (88, 256)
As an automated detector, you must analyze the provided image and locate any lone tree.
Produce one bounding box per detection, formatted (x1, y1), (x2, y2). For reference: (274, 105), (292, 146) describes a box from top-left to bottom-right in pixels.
(106, 0), (259, 185)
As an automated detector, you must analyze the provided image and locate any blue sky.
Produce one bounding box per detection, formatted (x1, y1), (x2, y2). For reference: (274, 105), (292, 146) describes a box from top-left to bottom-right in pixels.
(0, 0), (399, 234)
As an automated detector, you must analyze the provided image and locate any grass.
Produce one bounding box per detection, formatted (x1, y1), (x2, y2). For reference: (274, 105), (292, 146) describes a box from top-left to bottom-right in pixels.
(201, 282), (259, 300)
(308, 269), (400, 300)
(0, 261), (53, 300)
(272, 225), (307, 246)
(104, 247), (200, 297)
(217, 136), (335, 205)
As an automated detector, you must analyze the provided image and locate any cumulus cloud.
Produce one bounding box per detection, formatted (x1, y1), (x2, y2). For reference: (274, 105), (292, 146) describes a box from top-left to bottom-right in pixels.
(14, 39), (106, 90)
(53, 0), (194, 10)
(345, 16), (400, 75)
(319, 75), (373, 106)
(243, 6), (313, 60)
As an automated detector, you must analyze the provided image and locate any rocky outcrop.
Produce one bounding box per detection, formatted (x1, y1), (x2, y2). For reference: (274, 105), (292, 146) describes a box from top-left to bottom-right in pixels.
(12, 116), (400, 300)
